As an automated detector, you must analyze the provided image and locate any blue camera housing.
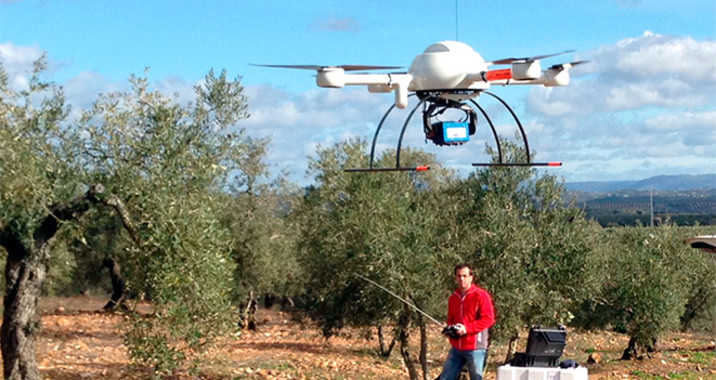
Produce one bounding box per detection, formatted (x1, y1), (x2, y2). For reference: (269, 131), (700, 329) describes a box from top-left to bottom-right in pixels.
(441, 121), (470, 144)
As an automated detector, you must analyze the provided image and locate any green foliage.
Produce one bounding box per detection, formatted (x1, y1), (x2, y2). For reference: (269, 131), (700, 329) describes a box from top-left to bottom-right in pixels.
(42, 238), (80, 296)
(124, 318), (186, 376)
(222, 174), (304, 304)
(296, 139), (456, 336)
(678, 226), (716, 332)
(59, 209), (124, 295)
(0, 55), (80, 246)
(70, 69), (249, 373)
(1, 58), (289, 375)
(575, 224), (715, 349)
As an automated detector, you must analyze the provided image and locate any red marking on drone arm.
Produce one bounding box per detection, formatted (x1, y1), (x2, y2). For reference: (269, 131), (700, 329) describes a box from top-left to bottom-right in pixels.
(416, 165), (430, 172)
(485, 69), (512, 81)
(547, 162), (562, 167)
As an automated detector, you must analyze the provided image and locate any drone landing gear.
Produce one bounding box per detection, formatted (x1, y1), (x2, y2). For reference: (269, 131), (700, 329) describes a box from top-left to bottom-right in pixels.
(343, 91), (562, 173)
(345, 95), (431, 173)
(469, 91), (562, 168)
(343, 166), (430, 173)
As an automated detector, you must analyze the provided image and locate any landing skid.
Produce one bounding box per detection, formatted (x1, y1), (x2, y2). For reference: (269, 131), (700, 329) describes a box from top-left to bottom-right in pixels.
(344, 90), (562, 173)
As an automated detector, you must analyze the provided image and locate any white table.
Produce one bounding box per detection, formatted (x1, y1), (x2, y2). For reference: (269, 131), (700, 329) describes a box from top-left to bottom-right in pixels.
(497, 364), (588, 380)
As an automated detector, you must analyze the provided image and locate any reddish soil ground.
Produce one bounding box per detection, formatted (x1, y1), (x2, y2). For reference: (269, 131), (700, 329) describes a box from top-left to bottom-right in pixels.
(0, 296), (713, 379)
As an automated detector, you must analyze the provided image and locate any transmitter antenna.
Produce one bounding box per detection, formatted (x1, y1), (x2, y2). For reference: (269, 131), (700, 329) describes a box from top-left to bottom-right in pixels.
(355, 273), (444, 326)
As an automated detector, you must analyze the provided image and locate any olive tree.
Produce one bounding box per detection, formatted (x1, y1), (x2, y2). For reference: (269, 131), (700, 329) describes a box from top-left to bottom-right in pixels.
(0, 57), (98, 379)
(75, 69), (252, 373)
(220, 168), (304, 327)
(0, 55), (259, 378)
(296, 139), (457, 380)
(579, 224), (714, 359)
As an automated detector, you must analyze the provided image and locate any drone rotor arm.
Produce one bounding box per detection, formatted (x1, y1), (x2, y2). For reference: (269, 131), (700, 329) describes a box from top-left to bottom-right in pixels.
(338, 72), (413, 108)
(472, 59), (588, 87)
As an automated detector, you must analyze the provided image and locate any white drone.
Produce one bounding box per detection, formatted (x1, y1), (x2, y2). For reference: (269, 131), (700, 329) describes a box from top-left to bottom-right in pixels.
(256, 40), (586, 172)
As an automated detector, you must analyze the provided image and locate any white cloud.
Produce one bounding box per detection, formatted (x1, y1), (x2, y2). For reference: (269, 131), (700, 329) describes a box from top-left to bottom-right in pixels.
(0, 42), (41, 66)
(155, 76), (196, 105)
(519, 32), (716, 181)
(241, 85), (398, 180)
(0, 42), (44, 91)
(644, 111), (716, 132)
(309, 17), (360, 32)
(528, 32), (716, 115)
(611, 32), (716, 82)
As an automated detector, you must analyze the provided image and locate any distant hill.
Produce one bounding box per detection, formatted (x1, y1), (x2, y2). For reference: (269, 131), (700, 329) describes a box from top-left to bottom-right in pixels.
(566, 174), (716, 193)
(563, 174), (716, 226)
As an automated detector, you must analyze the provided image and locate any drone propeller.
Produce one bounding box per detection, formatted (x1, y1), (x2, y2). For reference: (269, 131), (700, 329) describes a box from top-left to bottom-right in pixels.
(490, 50), (575, 65)
(251, 64), (402, 71)
(548, 60), (589, 71)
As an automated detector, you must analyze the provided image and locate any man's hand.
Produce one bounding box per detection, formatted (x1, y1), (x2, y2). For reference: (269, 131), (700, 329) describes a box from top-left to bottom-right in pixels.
(454, 323), (467, 336)
(441, 325), (460, 339)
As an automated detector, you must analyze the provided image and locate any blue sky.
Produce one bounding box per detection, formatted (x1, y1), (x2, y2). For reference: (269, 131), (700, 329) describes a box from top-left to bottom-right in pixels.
(1, 0), (715, 184)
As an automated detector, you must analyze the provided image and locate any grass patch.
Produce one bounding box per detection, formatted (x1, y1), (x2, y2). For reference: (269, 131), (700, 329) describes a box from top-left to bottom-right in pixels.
(630, 368), (711, 380)
(686, 350), (714, 365)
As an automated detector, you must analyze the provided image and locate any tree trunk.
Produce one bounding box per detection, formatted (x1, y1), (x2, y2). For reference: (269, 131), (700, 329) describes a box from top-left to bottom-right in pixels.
(1, 246), (48, 380)
(397, 309), (418, 380)
(377, 324), (397, 358)
(263, 293), (276, 308)
(418, 316), (429, 380)
(505, 335), (518, 364)
(399, 327), (419, 380)
(241, 291), (257, 330)
(0, 187), (100, 380)
(621, 337), (657, 360)
(102, 258), (126, 311)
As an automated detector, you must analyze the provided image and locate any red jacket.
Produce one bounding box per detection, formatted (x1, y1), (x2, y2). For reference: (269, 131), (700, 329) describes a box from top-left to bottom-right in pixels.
(447, 284), (495, 350)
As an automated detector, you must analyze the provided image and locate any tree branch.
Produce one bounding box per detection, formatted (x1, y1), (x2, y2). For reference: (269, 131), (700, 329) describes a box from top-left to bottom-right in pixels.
(101, 191), (140, 245)
(0, 185), (105, 260)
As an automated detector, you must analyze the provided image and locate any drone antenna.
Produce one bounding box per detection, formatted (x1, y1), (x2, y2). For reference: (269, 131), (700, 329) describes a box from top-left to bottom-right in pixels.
(455, 0), (459, 41)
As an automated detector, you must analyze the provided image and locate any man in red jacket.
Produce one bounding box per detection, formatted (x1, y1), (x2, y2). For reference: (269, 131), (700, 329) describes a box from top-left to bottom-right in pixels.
(439, 264), (495, 380)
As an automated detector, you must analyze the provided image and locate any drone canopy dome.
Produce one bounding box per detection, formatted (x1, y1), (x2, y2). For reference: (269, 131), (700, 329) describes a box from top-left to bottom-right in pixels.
(409, 41), (488, 91)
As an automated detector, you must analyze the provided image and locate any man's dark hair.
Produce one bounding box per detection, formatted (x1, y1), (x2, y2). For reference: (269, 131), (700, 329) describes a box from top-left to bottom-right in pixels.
(454, 263), (473, 276)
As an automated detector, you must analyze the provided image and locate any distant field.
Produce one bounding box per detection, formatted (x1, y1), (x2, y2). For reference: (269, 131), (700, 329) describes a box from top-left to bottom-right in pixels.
(567, 190), (716, 226)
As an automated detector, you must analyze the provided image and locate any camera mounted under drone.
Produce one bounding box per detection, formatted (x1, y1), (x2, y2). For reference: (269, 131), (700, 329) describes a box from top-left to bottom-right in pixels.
(422, 97), (477, 146)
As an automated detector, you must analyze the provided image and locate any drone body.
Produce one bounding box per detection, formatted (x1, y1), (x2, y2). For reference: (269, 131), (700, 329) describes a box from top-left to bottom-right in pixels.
(303, 41), (580, 109)
(255, 41), (585, 171)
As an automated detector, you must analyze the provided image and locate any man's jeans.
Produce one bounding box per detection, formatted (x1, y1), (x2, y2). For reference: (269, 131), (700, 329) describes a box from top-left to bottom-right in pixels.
(440, 347), (486, 380)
